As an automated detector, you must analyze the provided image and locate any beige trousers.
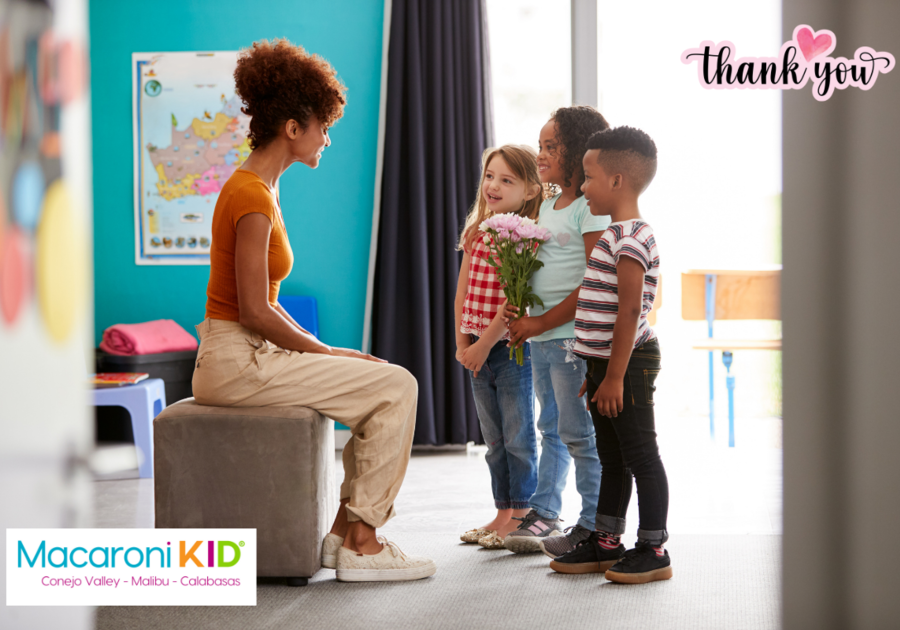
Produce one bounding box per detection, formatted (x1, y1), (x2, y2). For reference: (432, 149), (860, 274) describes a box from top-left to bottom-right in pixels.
(191, 318), (418, 528)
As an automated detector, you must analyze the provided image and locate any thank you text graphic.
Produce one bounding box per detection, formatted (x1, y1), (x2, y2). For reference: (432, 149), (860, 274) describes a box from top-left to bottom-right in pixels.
(682, 24), (894, 101)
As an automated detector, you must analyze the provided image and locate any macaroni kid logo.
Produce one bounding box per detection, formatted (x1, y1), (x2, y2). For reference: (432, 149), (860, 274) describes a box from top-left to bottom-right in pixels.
(682, 25), (895, 101)
(6, 529), (257, 606)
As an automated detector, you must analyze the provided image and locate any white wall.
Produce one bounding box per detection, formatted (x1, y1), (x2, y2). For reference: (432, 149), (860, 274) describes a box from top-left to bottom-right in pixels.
(596, 0), (784, 422)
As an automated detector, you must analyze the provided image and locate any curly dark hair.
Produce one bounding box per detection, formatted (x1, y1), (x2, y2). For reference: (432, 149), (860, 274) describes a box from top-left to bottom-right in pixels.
(234, 39), (347, 149)
(551, 105), (610, 194)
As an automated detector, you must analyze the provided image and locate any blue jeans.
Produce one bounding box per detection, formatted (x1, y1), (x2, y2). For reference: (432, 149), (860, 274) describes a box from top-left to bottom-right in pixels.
(469, 338), (538, 509)
(529, 339), (601, 529)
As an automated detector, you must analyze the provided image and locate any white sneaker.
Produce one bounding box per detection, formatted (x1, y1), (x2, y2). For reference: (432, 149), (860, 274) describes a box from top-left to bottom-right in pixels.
(335, 536), (437, 582)
(321, 533), (343, 569)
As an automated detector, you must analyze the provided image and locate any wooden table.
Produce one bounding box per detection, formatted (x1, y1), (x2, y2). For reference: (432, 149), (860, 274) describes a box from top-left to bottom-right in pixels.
(682, 267), (782, 447)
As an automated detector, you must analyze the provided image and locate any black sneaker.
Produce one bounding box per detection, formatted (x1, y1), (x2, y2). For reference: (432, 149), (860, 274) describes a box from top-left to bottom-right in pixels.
(539, 524), (593, 559)
(549, 531), (626, 574)
(604, 541), (673, 584)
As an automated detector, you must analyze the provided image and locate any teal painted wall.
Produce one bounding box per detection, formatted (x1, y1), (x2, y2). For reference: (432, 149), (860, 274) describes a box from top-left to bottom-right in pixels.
(89, 0), (384, 350)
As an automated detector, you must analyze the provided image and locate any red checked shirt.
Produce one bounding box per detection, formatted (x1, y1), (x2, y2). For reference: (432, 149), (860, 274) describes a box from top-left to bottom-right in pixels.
(461, 234), (509, 340)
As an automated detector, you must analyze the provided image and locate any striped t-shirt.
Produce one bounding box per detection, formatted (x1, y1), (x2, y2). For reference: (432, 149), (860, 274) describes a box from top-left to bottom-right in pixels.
(574, 220), (659, 359)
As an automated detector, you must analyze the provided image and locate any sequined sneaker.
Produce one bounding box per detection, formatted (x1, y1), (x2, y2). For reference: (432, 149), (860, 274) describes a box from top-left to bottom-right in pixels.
(503, 509), (563, 554)
(539, 524), (594, 559)
(321, 533), (343, 569)
(335, 536), (437, 582)
(604, 541), (673, 584)
(460, 528), (491, 544)
(477, 531), (506, 549)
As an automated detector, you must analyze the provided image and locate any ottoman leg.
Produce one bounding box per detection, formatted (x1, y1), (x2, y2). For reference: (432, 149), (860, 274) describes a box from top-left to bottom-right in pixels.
(286, 577), (309, 587)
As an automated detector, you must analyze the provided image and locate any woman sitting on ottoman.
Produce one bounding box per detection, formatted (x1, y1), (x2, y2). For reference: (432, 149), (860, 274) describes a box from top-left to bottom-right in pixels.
(192, 38), (435, 583)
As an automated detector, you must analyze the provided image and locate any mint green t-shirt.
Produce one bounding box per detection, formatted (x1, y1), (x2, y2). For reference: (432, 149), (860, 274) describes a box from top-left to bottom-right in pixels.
(529, 194), (610, 342)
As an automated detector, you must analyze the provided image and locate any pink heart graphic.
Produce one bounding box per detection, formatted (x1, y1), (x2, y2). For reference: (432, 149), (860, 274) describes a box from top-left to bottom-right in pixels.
(556, 232), (571, 246)
(796, 27), (832, 61)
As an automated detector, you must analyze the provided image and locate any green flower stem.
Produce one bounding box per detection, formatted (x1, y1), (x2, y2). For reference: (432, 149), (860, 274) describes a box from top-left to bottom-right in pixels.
(483, 230), (547, 366)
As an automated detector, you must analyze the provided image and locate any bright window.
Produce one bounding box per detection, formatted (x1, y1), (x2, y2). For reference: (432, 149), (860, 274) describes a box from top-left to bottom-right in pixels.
(487, 0), (783, 427)
(486, 0), (571, 148)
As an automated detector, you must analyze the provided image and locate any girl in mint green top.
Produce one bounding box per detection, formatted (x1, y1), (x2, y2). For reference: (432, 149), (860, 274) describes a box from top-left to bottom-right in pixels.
(528, 193), (609, 341)
(508, 106), (611, 347)
(503, 106), (611, 543)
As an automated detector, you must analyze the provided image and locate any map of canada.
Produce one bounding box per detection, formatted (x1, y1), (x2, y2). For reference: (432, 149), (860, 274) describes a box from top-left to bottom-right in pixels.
(145, 95), (251, 202)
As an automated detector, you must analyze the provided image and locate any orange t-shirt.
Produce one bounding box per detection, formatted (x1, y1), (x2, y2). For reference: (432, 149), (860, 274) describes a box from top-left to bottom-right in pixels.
(205, 169), (294, 321)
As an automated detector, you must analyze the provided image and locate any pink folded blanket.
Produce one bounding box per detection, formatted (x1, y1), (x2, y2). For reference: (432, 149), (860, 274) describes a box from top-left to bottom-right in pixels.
(100, 319), (198, 356)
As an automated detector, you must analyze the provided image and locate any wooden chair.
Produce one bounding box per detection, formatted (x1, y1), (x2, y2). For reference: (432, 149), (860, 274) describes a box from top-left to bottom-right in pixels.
(681, 267), (781, 446)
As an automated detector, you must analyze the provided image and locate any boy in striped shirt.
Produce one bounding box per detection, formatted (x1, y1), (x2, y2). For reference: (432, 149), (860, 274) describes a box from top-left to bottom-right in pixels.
(549, 126), (672, 584)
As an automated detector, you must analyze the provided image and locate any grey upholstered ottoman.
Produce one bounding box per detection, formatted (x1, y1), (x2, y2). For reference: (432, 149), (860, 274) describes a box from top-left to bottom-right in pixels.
(153, 399), (336, 586)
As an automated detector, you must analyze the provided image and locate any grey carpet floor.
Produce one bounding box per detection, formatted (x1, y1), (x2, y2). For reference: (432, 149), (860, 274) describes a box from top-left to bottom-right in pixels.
(97, 533), (780, 630)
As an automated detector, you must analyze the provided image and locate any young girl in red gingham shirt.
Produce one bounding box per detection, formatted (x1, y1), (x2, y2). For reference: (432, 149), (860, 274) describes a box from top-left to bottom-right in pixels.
(454, 145), (545, 549)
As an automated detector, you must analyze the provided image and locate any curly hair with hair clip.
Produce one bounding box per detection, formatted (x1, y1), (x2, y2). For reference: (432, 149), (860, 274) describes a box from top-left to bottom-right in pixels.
(550, 105), (610, 194)
(234, 39), (347, 150)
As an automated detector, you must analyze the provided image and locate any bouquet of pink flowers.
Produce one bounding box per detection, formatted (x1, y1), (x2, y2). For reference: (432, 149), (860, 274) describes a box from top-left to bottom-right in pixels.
(479, 213), (553, 365)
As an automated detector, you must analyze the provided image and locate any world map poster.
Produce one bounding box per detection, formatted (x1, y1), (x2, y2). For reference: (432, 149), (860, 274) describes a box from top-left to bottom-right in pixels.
(132, 52), (250, 264)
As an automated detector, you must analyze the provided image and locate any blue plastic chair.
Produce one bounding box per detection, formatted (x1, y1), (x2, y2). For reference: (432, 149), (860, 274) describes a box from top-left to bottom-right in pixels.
(93, 378), (166, 478)
(278, 295), (319, 338)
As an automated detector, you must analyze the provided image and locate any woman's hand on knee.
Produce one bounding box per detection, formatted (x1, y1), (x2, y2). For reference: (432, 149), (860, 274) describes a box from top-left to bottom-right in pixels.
(330, 347), (388, 363)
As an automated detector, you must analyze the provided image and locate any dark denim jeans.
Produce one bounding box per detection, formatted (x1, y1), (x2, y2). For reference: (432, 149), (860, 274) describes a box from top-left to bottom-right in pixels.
(469, 338), (538, 509)
(585, 338), (669, 545)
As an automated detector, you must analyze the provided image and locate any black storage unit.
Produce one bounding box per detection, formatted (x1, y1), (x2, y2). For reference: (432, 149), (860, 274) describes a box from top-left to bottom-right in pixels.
(94, 349), (198, 444)
(95, 349), (197, 404)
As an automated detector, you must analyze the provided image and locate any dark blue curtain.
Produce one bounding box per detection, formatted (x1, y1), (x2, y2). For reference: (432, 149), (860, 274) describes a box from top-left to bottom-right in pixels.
(372, 0), (493, 445)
